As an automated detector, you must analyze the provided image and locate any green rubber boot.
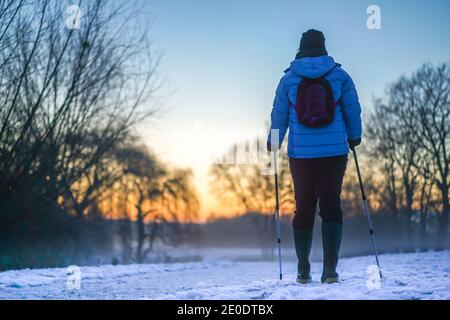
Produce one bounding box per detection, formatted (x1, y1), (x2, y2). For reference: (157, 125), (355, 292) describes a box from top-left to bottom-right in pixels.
(293, 229), (313, 284)
(321, 222), (342, 284)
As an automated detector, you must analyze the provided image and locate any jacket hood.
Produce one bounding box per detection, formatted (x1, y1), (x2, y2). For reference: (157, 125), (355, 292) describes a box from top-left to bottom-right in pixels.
(289, 55), (335, 79)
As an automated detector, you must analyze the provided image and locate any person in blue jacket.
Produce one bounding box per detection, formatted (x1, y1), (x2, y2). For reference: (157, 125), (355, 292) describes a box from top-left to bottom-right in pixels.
(267, 29), (362, 284)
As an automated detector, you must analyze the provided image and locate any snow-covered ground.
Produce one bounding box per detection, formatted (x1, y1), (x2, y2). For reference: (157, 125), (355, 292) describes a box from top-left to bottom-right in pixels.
(0, 250), (449, 300)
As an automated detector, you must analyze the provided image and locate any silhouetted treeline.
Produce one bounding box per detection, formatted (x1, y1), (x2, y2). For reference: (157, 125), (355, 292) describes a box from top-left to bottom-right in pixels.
(0, 1), (198, 270)
(187, 211), (436, 260)
(364, 63), (449, 249)
(110, 143), (199, 264)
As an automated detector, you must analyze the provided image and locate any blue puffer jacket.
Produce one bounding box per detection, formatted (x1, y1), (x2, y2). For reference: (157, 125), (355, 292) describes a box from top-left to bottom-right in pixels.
(268, 55), (362, 158)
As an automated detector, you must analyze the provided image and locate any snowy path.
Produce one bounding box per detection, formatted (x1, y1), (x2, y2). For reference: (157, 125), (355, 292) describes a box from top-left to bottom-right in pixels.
(0, 250), (449, 300)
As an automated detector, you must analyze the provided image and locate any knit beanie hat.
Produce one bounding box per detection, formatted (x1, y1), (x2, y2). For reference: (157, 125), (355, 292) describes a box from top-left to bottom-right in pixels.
(296, 29), (328, 59)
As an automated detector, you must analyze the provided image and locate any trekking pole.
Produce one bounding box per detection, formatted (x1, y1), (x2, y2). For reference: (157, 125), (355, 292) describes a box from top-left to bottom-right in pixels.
(273, 149), (283, 280)
(352, 147), (383, 279)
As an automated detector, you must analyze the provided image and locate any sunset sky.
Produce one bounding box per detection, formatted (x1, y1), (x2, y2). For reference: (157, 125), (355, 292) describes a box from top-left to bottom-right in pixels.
(137, 0), (450, 221)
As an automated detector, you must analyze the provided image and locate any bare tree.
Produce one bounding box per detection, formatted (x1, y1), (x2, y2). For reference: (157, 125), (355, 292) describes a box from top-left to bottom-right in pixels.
(366, 62), (450, 249)
(0, 0), (164, 269)
(210, 139), (294, 258)
(0, 0), (161, 212)
(389, 64), (449, 247)
(114, 143), (199, 263)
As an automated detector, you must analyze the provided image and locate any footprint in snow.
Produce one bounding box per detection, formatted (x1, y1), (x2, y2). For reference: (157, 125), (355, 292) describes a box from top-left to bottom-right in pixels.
(394, 279), (408, 286)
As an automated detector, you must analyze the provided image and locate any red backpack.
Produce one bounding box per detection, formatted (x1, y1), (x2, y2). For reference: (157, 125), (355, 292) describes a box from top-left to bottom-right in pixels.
(295, 65), (337, 128)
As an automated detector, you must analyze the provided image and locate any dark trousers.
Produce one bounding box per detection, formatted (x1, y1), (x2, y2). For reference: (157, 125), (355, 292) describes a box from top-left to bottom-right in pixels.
(289, 155), (348, 230)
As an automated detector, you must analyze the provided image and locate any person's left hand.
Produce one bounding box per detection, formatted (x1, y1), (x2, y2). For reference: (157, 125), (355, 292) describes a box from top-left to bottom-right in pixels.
(348, 137), (361, 150)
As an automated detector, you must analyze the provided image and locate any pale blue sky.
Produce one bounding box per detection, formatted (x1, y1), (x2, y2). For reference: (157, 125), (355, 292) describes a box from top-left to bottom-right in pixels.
(137, 0), (450, 218)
